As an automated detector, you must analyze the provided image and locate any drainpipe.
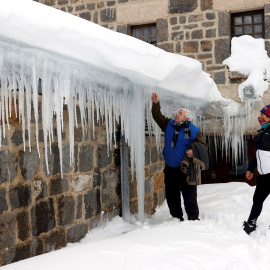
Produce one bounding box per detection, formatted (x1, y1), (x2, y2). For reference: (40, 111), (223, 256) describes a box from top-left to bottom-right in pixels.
(120, 135), (131, 222)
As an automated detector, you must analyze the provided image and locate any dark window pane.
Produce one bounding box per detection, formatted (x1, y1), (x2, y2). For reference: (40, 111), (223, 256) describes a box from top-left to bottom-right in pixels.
(234, 17), (243, 25)
(244, 25), (252, 34)
(254, 34), (263, 38)
(133, 29), (140, 37)
(143, 38), (148, 42)
(254, 15), (262, 23)
(244, 16), (252, 24)
(254, 25), (262, 33)
(151, 27), (157, 35)
(235, 26), (243, 35)
(150, 37), (157, 44)
(143, 28), (148, 36)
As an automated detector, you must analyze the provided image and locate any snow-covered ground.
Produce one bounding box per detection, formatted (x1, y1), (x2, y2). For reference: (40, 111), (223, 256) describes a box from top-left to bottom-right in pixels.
(3, 182), (270, 270)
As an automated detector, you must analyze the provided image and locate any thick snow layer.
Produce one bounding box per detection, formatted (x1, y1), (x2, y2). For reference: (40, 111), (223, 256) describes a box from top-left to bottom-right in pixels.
(0, 0), (224, 103)
(3, 182), (270, 270)
(223, 35), (270, 101)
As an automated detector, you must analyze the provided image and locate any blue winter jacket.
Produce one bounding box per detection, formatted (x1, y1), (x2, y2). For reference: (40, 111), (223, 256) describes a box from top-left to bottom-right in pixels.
(163, 119), (199, 167)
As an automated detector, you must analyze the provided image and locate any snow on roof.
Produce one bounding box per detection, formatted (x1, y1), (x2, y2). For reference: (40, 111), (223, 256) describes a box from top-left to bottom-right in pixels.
(0, 0), (225, 104)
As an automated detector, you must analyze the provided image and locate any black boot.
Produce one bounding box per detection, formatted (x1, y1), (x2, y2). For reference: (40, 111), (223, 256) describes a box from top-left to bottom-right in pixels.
(243, 220), (257, 235)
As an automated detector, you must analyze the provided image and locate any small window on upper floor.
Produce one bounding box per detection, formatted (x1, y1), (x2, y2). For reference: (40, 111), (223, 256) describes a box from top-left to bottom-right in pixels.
(130, 24), (157, 46)
(231, 10), (264, 38)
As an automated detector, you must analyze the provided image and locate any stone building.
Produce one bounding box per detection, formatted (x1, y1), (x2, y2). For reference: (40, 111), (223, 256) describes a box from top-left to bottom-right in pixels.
(1, 0), (270, 266)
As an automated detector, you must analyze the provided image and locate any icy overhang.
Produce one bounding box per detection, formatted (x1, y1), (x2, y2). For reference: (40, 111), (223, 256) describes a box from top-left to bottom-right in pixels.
(0, 0), (226, 107)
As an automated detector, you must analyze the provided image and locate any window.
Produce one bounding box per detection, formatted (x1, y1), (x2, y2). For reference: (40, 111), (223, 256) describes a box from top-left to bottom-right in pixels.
(131, 24), (157, 46)
(231, 10), (264, 38)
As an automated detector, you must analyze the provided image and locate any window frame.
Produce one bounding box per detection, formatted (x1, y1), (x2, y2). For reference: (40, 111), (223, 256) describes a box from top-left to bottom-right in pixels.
(231, 10), (265, 38)
(130, 24), (157, 46)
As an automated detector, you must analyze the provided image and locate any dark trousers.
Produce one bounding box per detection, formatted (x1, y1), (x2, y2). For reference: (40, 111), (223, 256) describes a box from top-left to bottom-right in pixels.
(248, 173), (270, 223)
(164, 165), (199, 220)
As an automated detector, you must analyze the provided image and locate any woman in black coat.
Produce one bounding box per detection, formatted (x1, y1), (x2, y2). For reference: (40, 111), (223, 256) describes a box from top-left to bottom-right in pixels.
(243, 104), (270, 234)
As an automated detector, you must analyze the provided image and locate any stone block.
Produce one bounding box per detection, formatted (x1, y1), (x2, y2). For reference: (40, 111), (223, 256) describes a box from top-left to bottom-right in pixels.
(218, 11), (230, 37)
(118, 0), (128, 2)
(11, 129), (28, 146)
(93, 11), (98, 24)
(206, 12), (215, 20)
(74, 145), (78, 172)
(58, 0), (68, 4)
(97, 145), (111, 169)
(144, 195), (153, 214)
(0, 214), (15, 249)
(151, 147), (158, 163)
(97, 1), (105, 8)
(0, 189), (8, 214)
(158, 43), (174, 52)
(206, 29), (216, 38)
(202, 21), (214, 27)
(79, 145), (94, 172)
(67, 6), (73, 12)
(265, 40), (270, 57)
(265, 16), (270, 39)
(201, 40), (212, 52)
(43, 0), (55, 6)
(87, 3), (95, 10)
(184, 24), (198, 29)
(32, 238), (43, 256)
(71, 175), (91, 192)
(31, 199), (56, 237)
(145, 146), (150, 166)
(188, 14), (203, 22)
(4, 244), (31, 264)
(145, 177), (154, 195)
(0, 150), (17, 184)
(179, 16), (186, 24)
(34, 180), (47, 201)
(75, 4), (85, 12)
(214, 39), (230, 64)
(57, 195), (75, 225)
(43, 144), (72, 176)
(265, 4), (270, 14)
(79, 12), (91, 21)
(169, 0), (198, 14)
(201, 0), (213, 10)
(76, 195), (83, 219)
(19, 148), (40, 181)
(191, 29), (203, 39)
(116, 25), (128, 34)
(175, 42), (181, 53)
(172, 26), (181, 31)
(183, 41), (199, 53)
(157, 18), (168, 43)
(100, 8), (116, 22)
(197, 53), (212, 59)
(67, 223), (88, 243)
(93, 171), (101, 187)
(107, 1), (115, 6)
(170, 17), (177, 25)
(44, 229), (66, 253)
(49, 177), (69, 196)
(9, 185), (31, 210)
(84, 189), (101, 219)
(102, 169), (120, 209)
(172, 31), (184, 41)
(214, 71), (226, 84)
(16, 211), (29, 241)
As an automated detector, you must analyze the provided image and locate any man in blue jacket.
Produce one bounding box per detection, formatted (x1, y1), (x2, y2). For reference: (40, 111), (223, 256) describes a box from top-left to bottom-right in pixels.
(151, 93), (207, 221)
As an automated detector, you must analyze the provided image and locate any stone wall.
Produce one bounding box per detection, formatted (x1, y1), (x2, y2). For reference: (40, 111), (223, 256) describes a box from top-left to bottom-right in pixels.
(0, 101), (165, 266)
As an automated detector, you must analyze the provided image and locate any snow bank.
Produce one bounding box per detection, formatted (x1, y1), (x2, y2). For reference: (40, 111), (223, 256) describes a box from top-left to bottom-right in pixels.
(223, 35), (270, 101)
